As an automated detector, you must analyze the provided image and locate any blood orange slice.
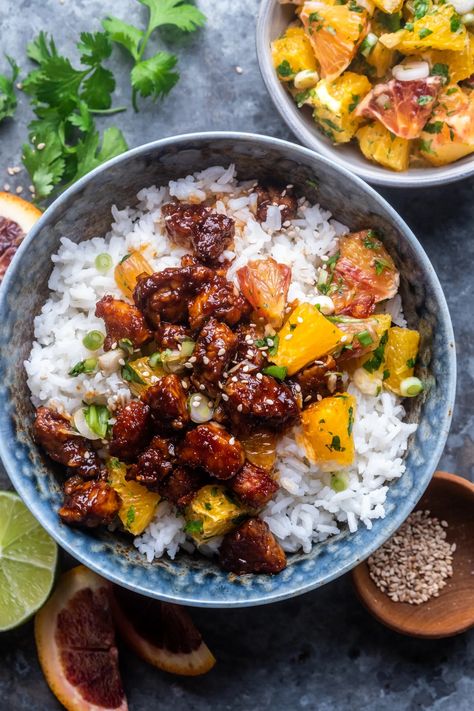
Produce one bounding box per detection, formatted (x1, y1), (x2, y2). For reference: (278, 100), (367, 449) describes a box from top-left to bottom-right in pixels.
(0, 192), (42, 282)
(35, 566), (128, 711)
(355, 77), (443, 139)
(111, 586), (216, 676)
(237, 257), (291, 329)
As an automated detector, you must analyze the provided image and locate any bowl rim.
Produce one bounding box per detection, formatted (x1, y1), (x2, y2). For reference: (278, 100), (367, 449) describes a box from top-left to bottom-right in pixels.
(256, 0), (474, 189)
(0, 130), (457, 606)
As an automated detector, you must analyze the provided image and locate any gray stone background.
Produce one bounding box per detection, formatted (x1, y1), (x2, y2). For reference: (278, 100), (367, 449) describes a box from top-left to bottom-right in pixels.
(0, 0), (472, 708)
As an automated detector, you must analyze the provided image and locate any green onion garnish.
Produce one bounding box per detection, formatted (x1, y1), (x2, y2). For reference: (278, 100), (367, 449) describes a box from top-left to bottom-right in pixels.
(355, 330), (374, 347)
(82, 330), (105, 351)
(330, 473), (348, 492)
(118, 338), (134, 355)
(121, 363), (145, 384)
(400, 377), (424, 397)
(262, 365), (288, 381)
(69, 358), (98, 377)
(83, 403), (110, 439)
(148, 352), (162, 368)
(94, 253), (112, 273)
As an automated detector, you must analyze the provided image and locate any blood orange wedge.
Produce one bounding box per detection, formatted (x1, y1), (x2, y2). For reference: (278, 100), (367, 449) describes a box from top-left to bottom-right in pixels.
(111, 586), (216, 676)
(0, 192), (42, 282)
(237, 257), (291, 329)
(355, 77), (443, 139)
(35, 566), (128, 711)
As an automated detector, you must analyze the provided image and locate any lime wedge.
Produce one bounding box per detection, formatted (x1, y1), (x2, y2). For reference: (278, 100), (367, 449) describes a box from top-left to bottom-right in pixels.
(0, 491), (58, 631)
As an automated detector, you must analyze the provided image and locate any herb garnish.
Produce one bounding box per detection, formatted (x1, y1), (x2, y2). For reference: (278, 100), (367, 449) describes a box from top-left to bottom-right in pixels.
(0, 57), (19, 124)
(363, 331), (388, 373)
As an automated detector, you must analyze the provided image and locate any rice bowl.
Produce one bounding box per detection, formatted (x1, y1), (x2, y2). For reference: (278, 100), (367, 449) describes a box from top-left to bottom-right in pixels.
(26, 164), (418, 567)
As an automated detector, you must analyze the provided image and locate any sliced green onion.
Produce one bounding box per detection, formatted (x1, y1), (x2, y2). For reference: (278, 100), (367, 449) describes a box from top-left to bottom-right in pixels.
(95, 253), (113, 273)
(262, 365), (288, 381)
(330, 473), (348, 492)
(148, 352), (162, 368)
(73, 407), (101, 440)
(161, 349), (188, 374)
(187, 393), (214, 423)
(83, 403), (111, 439)
(400, 376), (424, 397)
(118, 338), (134, 355)
(69, 358), (98, 377)
(355, 330), (374, 347)
(180, 339), (196, 358)
(360, 32), (378, 58)
(82, 330), (105, 351)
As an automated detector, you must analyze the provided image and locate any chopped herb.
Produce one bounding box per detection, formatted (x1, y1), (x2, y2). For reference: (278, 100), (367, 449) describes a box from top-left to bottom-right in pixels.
(204, 502), (212, 511)
(423, 121), (444, 134)
(404, 22), (414, 31)
(348, 94), (360, 113)
(446, 87), (458, 95)
(184, 519), (204, 535)
(348, 1), (364, 12)
(355, 330), (374, 347)
(319, 418), (326, 424)
(363, 330), (388, 373)
(449, 127), (455, 141)
(418, 28), (433, 39)
(417, 95), (433, 106)
(267, 335), (279, 357)
(83, 403), (110, 439)
(406, 357), (416, 368)
(383, 369), (390, 381)
(262, 365), (288, 381)
(295, 89), (310, 107)
(0, 56), (19, 124)
(450, 14), (461, 32)
(347, 406), (354, 436)
(121, 363), (145, 384)
(322, 117), (343, 132)
(431, 63), (449, 82)
(277, 60), (293, 77)
(148, 351), (162, 368)
(119, 253), (131, 264)
(126, 506), (136, 527)
(379, 11), (401, 32)
(363, 234), (379, 249)
(374, 257), (391, 275)
(413, 0), (428, 19)
(327, 435), (345, 452)
(69, 358), (97, 376)
(211, 486), (218, 496)
(289, 323), (297, 331)
(419, 138), (435, 154)
(306, 178), (319, 189)
(309, 11), (322, 22)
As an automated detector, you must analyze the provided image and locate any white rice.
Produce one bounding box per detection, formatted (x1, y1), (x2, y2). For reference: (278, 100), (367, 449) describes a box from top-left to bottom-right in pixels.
(25, 164), (417, 561)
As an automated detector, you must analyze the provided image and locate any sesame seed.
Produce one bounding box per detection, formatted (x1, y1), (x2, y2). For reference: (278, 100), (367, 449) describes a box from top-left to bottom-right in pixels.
(7, 167), (14, 176)
(217, 348), (226, 356)
(221, 393), (229, 401)
(242, 365), (249, 373)
(265, 398), (274, 405)
(232, 376), (238, 382)
(189, 356), (197, 363)
(284, 334), (293, 341)
(151, 376), (159, 384)
(297, 316), (304, 324)
(3, 183), (10, 191)
(294, 383), (302, 392)
(199, 384), (206, 391)
(184, 362), (193, 369)
(340, 335), (348, 343)
(181, 380), (188, 389)
(316, 394), (323, 401)
(256, 372), (263, 380)
(237, 404), (243, 412)
(37, 142), (46, 150)
(304, 395), (312, 402)
(16, 186), (23, 194)
(118, 358), (125, 366)
(235, 65), (243, 74)
(202, 356), (210, 365)
(246, 350), (254, 358)
(229, 436), (235, 445)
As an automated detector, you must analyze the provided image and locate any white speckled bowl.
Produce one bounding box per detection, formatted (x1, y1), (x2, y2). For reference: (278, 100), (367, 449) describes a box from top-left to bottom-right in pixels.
(256, 0), (474, 188)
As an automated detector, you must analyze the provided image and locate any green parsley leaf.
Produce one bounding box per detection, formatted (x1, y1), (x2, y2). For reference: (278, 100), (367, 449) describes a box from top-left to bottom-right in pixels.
(27, 32), (58, 64)
(413, 0), (428, 19)
(68, 126), (128, 185)
(77, 32), (112, 67)
(383, 369), (390, 381)
(363, 331), (388, 373)
(431, 63), (449, 82)
(0, 56), (19, 124)
(327, 435), (345, 452)
(267, 334), (279, 357)
(22, 134), (66, 201)
(347, 406), (354, 437)
(419, 138), (435, 154)
(277, 60), (293, 77)
(139, 0), (206, 33)
(348, 94), (360, 113)
(406, 357), (416, 368)
(450, 13), (462, 32)
(423, 120), (444, 134)
(418, 28), (433, 39)
(417, 95), (433, 106)
(374, 257), (392, 275)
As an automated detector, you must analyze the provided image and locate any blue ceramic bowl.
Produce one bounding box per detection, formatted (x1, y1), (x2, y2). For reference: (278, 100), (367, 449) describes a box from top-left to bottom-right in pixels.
(0, 132), (456, 607)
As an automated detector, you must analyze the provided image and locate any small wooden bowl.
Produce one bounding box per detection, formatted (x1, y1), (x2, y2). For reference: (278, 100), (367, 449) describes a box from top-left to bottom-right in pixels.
(352, 472), (474, 638)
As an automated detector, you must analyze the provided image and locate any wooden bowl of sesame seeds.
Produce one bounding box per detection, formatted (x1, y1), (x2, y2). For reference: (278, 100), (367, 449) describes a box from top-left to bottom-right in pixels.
(352, 471), (474, 639)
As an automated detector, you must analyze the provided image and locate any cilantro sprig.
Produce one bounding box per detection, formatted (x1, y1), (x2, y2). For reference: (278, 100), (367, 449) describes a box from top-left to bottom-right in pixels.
(103, 0), (206, 111)
(22, 31), (128, 201)
(0, 56), (19, 124)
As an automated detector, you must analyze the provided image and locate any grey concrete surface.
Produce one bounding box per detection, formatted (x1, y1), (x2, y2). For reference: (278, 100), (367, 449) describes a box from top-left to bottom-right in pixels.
(0, 1), (472, 709)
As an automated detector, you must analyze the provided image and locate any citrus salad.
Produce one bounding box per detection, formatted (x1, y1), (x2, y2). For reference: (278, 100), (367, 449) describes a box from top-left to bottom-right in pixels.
(272, 0), (474, 170)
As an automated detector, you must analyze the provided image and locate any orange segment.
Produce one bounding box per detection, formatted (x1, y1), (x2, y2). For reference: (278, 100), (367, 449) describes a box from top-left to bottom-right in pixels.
(271, 25), (318, 81)
(419, 85), (474, 166)
(422, 34), (474, 85)
(301, 393), (356, 470)
(114, 251), (153, 299)
(107, 458), (160, 536)
(240, 429), (277, 472)
(383, 326), (420, 395)
(300, 1), (369, 80)
(35, 565), (128, 711)
(357, 121), (411, 172)
(111, 586), (216, 676)
(380, 5), (467, 53)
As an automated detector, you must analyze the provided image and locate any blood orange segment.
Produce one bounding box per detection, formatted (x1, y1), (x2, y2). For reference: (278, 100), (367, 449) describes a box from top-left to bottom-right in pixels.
(0, 192), (42, 282)
(355, 76), (443, 139)
(300, 1), (369, 81)
(330, 230), (399, 316)
(237, 257), (291, 329)
(35, 566), (128, 711)
(111, 586), (216, 676)
(419, 85), (474, 166)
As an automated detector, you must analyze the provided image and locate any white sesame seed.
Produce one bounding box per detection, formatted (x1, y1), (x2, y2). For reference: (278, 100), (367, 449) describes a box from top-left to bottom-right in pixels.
(229, 436), (235, 445)
(217, 348), (226, 356)
(189, 356), (197, 363)
(118, 358), (125, 366)
(181, 380), (188, 389)
(237, 404), (243, 412)
(316, 394), (323, 401)
(232, 376), (238, 382)
(3, 183), (10, 191)
(297, 316), (304, 324)
(284, 334), (293, 341)
(256, 372), (263, 380)
(37, 142), (46, 150)
(304, 395), (311, 402)
(16, 186), (23, 194)
(242, 365), (249, 373)
(7, 167), (14, 176)
(265, 398), (274, 405)
(221, 393), (229, 401)
(235, 65), (243, 74)
(199, 384), (206, 391)
(340, 335), (348, 343)
(184, 362), (193, 369)
(202, 356), (210, 365)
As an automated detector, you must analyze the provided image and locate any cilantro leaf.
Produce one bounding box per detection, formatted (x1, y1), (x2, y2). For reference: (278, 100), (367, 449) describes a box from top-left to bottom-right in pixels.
(23, 55), (85, 109)
(71, 126), (128, 183)
(131, 52), (179, 104)
(68, 101), (94, 133)
(0, 56), (19, 123)
(27, 32), (58, 64)
(77, 32), (112, 66)
(81, 66), (115, 110)
(139, 0), (206, 33)
(22, 134), (66, 200)
(102, 17), (143, 61)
